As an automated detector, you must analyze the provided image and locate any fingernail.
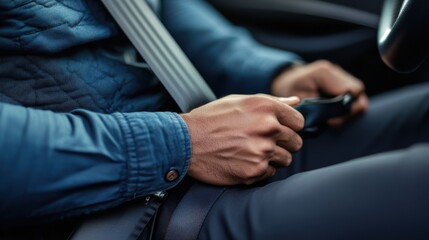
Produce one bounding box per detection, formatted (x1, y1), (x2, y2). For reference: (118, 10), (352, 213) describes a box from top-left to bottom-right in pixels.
(279, 96), (300, 102)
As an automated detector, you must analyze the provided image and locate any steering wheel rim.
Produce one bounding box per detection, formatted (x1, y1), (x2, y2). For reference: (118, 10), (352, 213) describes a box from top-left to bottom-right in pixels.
(378, 0), (429, 73)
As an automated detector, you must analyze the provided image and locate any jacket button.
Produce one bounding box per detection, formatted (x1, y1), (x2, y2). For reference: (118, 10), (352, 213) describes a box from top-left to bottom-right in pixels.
(165, 170), (179, 182)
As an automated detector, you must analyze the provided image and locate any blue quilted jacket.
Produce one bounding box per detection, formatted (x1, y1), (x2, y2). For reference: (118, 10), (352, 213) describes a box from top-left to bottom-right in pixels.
(0, 0), (299, 225)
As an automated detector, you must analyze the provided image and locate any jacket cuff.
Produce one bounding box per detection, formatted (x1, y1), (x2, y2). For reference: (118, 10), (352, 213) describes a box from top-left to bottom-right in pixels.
(114, 112), (191, 199)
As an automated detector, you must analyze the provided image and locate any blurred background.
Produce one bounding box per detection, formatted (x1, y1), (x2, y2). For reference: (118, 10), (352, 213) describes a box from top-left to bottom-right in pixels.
(208, 0), (428, 96)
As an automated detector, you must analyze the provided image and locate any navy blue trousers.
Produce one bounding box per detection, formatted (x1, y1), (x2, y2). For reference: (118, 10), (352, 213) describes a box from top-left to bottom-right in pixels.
(199, 82), (429, 239)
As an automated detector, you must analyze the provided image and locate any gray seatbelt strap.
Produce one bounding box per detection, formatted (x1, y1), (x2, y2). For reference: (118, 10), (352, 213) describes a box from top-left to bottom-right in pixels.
(72, 1), (223, 240)
(101, 0), (216, 112)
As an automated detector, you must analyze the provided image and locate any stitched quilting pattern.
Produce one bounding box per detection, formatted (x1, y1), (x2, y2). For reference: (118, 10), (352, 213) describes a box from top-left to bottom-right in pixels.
(0, 0), (174, 113)
(0, 0), (118, 54)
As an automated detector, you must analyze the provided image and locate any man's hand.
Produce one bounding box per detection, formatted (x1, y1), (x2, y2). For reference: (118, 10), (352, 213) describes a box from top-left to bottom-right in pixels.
(272, 60), (369, 126)
(181, 95), (304, 186)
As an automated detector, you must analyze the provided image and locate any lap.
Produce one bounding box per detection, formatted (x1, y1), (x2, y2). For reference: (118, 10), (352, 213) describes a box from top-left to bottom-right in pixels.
(200, 143), (429, 240)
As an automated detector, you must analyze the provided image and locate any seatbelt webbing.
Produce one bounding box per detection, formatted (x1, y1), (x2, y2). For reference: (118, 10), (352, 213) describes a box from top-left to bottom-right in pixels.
(101, 0), (216, 112)
(72, 1), (224, 240)
(164, 182), (226, 240)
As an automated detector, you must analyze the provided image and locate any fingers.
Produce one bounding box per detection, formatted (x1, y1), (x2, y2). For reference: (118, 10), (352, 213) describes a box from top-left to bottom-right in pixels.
(327, 116), (346, 127)
(246, 165), (277, 185)
(278, 109), (304, 133)
(250, 95), (303, 151)
(352, 93), (369, 115)
(275, 125), (303, 152)
(334, 67), (365, 97)
(278, 96), (300, 106)
(274, 96), (305, 131)
(250, 94), (305, 132)
(276, 96), (305, 131)
(265, 125), (301, 169)
(269, 146), (293, 168)
(327, 94), (369, 127)
(311, 60), (365, 97)
(246, 146), (294, 185)
(307, 90), (368, 128)
(306, 60), (369, 127)
(272, 102), (305, 132)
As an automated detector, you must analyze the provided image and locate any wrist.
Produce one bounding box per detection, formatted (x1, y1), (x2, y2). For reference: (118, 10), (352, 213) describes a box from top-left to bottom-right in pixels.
(271, 60), (306, 96)
(179, 113), (203, 180)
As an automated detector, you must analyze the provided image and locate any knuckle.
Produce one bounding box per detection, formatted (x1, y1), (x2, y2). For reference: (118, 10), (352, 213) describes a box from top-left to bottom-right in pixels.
(261, 117), (281, 135)
(241, 168), (254, 179)
(254, 93), (270, 98)
(258, 101), (276, 113)
(253, 94), (271, 103)
(315, 60), (335, 72)
(255, 163), (267, 176)
(227, 94), (240, 99)
(282, 131), (293, 143)
(244, 95), (274, 111)
(356, 81), (365, 91)
(258, 141), (276, 154)
(245, 163), (266, 179)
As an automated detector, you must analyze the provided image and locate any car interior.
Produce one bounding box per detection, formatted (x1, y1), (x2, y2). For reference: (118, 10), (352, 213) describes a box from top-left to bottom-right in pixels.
(2, 0), (428, 239)
(208, 0), (428, 95)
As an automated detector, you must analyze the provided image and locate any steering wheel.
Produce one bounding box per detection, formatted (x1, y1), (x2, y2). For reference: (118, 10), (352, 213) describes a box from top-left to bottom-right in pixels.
(378, 0), (429, 73)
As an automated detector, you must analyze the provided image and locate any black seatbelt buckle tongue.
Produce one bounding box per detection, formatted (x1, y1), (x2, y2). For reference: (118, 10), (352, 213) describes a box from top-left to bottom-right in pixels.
(294, 93), (354, 137)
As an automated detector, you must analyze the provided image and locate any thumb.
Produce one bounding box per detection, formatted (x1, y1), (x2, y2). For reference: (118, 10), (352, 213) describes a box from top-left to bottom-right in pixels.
(278, 96), (300, 106)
